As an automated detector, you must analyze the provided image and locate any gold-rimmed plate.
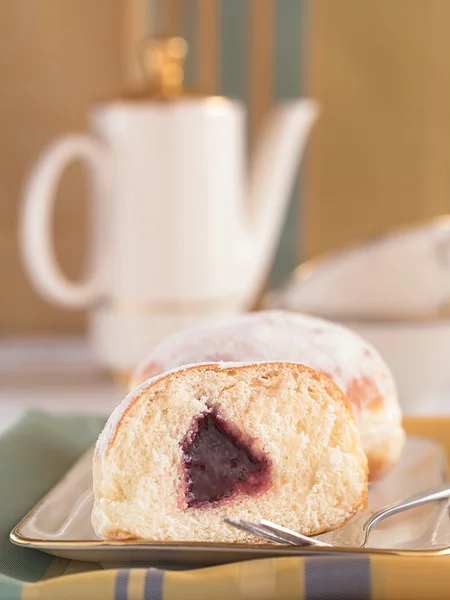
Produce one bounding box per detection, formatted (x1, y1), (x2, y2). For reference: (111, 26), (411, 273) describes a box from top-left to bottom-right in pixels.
(10, 418), (450, 569)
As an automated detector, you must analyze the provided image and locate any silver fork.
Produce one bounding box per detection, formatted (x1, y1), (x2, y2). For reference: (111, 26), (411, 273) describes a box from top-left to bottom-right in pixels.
(224, 481), (450, 548)
(223, 517), (332, 546)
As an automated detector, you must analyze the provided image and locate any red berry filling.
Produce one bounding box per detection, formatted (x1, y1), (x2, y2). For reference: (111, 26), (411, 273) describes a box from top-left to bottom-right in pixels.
(182, 411), (270, 507)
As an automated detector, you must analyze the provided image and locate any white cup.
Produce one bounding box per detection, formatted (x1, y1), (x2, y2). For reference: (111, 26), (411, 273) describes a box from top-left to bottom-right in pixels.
(20, 96), (317, 372)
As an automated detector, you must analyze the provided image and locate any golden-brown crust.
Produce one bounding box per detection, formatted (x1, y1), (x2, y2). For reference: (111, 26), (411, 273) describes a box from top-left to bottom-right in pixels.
(106, 363), (222, 456)
(345, 376), (385, 412)
(102, 361), (357, 459)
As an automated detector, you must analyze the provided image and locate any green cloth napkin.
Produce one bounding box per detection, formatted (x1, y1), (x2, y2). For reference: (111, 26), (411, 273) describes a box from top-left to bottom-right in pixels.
(0, 410), (105, 592)
(3, 411), (450, 600)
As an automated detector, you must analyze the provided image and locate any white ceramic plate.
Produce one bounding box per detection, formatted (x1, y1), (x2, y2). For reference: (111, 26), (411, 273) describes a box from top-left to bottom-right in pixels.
(10, 437), (450, 569)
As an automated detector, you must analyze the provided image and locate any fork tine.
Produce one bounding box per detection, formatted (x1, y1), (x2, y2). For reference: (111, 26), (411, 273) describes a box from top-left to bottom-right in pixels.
(224, 517), (333, 547)
(259, 520), (332, 547)
(223, 518), (292, 545)
(238, 519), (297, 545)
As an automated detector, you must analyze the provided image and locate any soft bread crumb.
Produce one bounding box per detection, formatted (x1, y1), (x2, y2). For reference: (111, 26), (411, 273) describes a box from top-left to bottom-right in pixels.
(92, 362), (368, 543)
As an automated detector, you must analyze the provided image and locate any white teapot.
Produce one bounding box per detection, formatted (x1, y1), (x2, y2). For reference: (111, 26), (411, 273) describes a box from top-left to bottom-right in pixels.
(20, 37), (318, 372)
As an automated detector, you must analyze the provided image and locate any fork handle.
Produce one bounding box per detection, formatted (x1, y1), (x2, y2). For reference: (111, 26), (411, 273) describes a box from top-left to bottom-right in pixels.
(364, 481), (450, 531)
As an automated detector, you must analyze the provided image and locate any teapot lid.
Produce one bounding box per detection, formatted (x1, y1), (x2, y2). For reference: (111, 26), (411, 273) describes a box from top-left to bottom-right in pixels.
(124, 36), (192, 101)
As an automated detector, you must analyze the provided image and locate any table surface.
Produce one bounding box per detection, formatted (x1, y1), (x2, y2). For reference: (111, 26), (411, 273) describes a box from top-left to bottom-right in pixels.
(0, 337), (124, 434)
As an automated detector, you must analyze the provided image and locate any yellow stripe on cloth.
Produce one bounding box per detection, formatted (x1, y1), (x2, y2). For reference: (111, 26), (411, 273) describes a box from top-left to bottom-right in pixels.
(164, 557), (304, 600)
(274, 558), (305, 600)
(127, 569), (146, 600)
(371, 555), (450, 600)
(21, 559), (303, 600)
(22, 569), (116, 600)
(18, 554), (450, 600)
(239, 558), (278, 599)
(164, 561), (241, 600)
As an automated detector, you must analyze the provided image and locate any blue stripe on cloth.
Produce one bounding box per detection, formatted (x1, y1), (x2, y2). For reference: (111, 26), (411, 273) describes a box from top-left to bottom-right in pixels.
(114, 569), (129, 600)
(305, 556), (371, 600)
(144, 568), (164, 600)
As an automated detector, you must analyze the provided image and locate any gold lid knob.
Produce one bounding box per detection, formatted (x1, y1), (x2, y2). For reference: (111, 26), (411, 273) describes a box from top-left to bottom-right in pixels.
(139, 36), (188, 99)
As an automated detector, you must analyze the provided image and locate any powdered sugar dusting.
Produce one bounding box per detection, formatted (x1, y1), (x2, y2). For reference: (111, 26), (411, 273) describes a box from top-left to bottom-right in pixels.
(133, 310), (397, 407)
(98, 311), (403, 482)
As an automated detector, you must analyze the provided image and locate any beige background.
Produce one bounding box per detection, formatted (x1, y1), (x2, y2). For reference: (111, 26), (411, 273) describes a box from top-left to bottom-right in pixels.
(0, 0), (130, 333)
(304, 0), (450, 258)
(2, 1), (450, 332)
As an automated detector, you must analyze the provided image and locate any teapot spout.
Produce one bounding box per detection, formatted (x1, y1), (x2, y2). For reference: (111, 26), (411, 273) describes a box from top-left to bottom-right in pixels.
(246, 99), (318, 304)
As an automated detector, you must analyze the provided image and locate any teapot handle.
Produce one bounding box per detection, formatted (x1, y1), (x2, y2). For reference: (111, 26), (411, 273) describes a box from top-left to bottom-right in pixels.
(20, 135), (108, 308)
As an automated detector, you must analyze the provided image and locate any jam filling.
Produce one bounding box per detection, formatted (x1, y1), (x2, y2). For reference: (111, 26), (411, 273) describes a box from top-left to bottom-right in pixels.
(182, 411), (269, 507)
